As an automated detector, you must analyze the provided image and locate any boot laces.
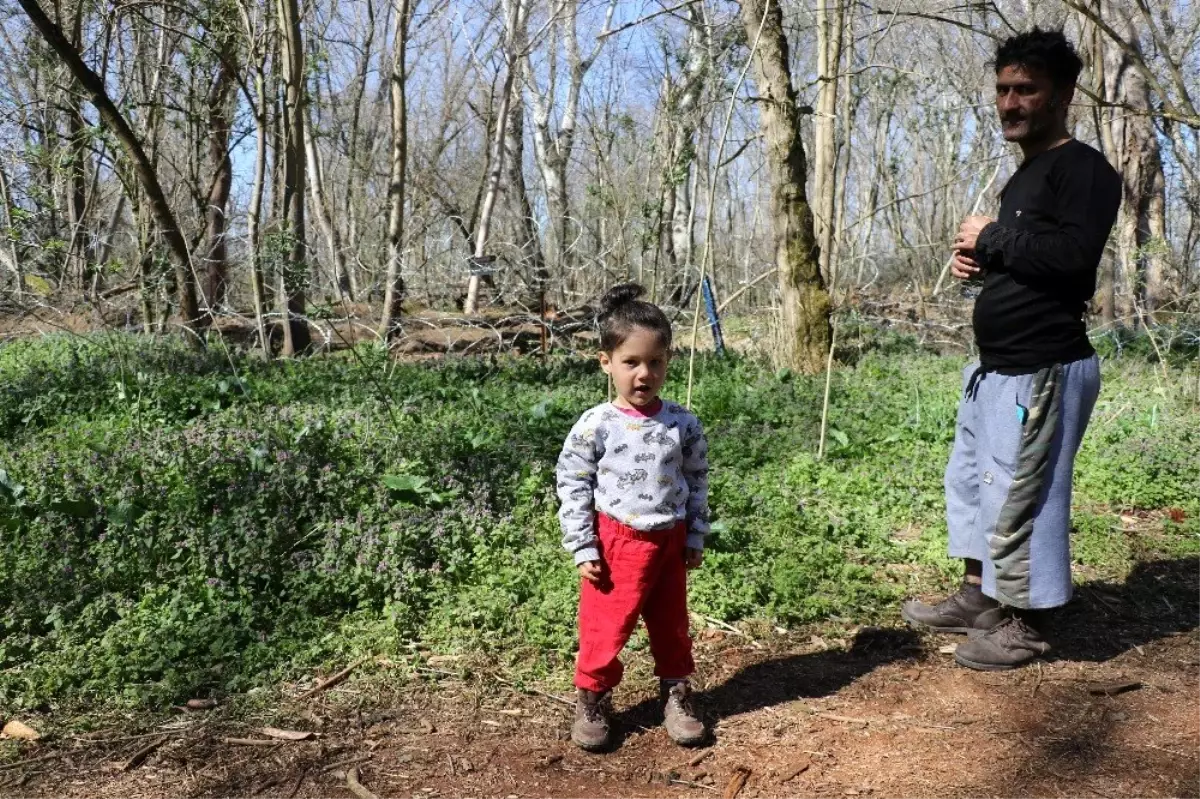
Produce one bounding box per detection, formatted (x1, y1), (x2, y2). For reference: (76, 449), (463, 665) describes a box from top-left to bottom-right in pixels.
(989, 614), (1039, 645)
(583, 692), (610, 724)
(934, 583), (978, 613)
(666, 683), (694, 716)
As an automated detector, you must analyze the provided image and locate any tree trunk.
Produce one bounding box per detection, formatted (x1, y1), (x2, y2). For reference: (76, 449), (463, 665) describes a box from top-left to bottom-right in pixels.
(248, 81), (271, 353)
(813, 0), (845, 288)
(1086, 2), (1169, 324)
(740, 0), (831, 372)
(94, 193), (126, 273)
(66, 104), (91, 292)
(465, 0), (521, 314)
(380, 0), (412, 339)
(276, 0), (311, 354)
(0, 162), (22, 295)
(528, 0), (617, 305)
(665, 5), (709, 288)
(504, 65), (548, 313)
(305, 113), (353, 301)
(342, 0), (375, 301)
(237, 0), (272, 353)
(203, 53), (235, 313)
(496, 0), (546, 313)
(16, 0), (204, 343)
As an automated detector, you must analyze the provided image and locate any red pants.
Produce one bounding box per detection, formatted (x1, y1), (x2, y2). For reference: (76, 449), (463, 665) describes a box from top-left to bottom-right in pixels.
(575, 513), (694, 692)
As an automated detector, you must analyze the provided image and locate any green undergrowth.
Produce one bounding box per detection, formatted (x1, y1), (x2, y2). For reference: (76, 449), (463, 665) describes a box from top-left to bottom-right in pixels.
(0, 326), (1196, 713)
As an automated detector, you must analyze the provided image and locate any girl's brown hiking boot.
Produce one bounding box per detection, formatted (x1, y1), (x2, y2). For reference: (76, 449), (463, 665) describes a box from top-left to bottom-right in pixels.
(661, 680), (707, 746)
(572, 688), (613, 751)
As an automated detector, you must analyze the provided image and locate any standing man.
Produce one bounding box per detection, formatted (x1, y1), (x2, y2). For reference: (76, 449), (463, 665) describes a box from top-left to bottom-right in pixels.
(902, 29), (1121, 670)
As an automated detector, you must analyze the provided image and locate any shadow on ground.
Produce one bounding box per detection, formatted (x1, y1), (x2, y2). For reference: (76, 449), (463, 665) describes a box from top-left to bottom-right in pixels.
(614, 626), (922, 743)
(1051, 555), (1199, 662)
(989, 556), (1199, 797)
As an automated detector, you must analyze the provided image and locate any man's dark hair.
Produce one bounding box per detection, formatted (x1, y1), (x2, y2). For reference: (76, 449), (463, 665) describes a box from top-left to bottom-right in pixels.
(994, 28), (1083, 90)
(598, 283), (672, 352)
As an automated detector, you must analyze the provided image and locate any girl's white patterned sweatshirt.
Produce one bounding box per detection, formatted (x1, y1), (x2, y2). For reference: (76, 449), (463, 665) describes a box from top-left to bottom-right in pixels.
(556, 400), (710, 564)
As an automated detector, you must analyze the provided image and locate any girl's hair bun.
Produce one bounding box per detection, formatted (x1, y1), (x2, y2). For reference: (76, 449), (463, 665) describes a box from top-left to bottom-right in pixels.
(598, 283), (645, 317)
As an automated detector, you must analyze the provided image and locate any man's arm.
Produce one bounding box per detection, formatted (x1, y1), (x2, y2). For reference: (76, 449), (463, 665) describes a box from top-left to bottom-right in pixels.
(970, 158), (1120, 280)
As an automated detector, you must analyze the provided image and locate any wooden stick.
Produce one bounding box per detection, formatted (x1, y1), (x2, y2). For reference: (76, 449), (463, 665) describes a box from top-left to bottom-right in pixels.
(815, 712), (870, 725)
(723, 766), (751, 799)
(0, 753), (64, 772)
(322, 755), (374, 773)
(817, 314), (838, 459)
(493, 676), (575, 708)
(286, 768), (306, 799)
(672, 777), (719, 792)
(597, 0), (699, 40)
(222, 737), (280, 746)
(297, 657), (368, 701)
(122, 735), (169, 771)
(717, 268), (776, 314)
(346, 766), (381, 799)
(779, 759), (811, 783)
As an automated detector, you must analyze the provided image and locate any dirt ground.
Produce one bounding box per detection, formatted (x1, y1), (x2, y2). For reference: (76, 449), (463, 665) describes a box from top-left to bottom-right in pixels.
(2, 558), (1196, 799)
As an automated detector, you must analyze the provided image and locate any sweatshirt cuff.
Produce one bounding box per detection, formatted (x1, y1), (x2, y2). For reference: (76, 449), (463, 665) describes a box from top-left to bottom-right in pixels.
(975, 222), (1002, 270)
(574, 546), (600, 565)
(685, 532), (706, 551)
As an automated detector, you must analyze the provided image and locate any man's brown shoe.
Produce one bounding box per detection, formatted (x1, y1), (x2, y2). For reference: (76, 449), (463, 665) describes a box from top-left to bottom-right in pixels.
(661, 681), (706, 746)
(902, 580), (1003, 634)
(954, 613), (1050, 671)
(572, 688), (613, 751)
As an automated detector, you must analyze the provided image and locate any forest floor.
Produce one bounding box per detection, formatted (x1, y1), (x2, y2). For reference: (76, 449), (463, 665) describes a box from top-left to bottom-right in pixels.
(4, 557), (1196, 799)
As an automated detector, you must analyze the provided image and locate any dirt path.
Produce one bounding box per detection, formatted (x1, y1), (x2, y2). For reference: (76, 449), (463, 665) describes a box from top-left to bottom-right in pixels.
(4, 560), (1198, 798)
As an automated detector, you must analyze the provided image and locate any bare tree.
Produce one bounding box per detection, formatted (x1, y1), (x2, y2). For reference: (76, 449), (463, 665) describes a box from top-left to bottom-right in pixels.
(659, 4), (710, 290)
(812, 0), (845, 288)
(275, 0), (312, 354)
(0, 160), (21, 295)
(502, 2), (548, 313)
(202, 37), (236, 314)
(527, 0), (617, 298)
(15, 0), (204, 342)
(380, 0), (413, 338)
(1078, 2), (1171, 321)
(740, 0), (831, 371)
(464, 0), (521, 315)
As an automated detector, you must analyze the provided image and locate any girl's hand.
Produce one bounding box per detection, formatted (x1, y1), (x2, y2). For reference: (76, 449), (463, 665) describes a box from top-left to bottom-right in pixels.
(684, 548), (704, 569)
(578, 560), (603, 583)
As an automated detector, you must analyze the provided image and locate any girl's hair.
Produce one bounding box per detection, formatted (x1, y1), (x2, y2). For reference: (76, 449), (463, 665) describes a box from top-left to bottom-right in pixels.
(598, 283), (672, 352)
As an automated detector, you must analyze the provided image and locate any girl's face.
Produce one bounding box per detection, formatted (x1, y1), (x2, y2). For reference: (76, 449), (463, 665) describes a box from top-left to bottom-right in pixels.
(599, 327), (670, 409)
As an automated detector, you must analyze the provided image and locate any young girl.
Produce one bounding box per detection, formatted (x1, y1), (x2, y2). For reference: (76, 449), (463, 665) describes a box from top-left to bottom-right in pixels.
(556, 283), (710, 751)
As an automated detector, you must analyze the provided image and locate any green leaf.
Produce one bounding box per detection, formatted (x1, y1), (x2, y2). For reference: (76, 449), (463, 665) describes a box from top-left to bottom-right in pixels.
(107, 500), (141, 528)
(383, 474), (427, 493)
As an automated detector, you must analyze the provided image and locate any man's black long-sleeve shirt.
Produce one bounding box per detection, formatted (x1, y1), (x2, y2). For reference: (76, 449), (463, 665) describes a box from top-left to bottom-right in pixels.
(972, 139), (1122, 372)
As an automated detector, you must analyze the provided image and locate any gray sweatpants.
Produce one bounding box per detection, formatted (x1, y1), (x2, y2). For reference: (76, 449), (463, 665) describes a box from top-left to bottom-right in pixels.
(945, 355), (1100, 609)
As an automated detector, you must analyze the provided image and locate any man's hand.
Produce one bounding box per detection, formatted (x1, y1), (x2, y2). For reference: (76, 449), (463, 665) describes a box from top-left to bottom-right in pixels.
(953, 215), (993, 253)
(950, 250), (981, 281)
(578, 560), (603, 583)
(684, 548), (703, 570)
